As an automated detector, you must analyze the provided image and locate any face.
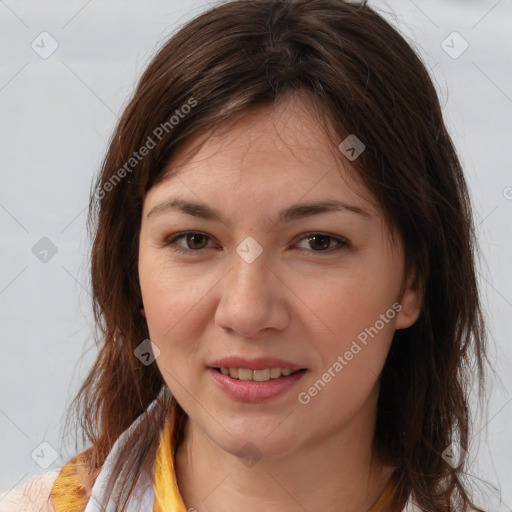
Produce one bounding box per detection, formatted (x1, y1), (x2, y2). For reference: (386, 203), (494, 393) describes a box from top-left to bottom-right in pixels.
(138, 95), (421, 459)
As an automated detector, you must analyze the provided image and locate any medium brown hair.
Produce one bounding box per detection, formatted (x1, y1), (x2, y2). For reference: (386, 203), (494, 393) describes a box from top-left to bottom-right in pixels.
(63, 1), (489, 510)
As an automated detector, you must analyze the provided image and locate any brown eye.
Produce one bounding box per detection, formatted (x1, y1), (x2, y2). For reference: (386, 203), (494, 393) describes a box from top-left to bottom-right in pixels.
(164, 231), (216, 255)
(184, 233), (209, 250)
(296, 233), (349, 254)
(307, 234), (331, 251)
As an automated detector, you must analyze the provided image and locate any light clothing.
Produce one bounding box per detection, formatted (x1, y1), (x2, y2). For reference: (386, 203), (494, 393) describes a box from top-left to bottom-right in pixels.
(0, 469), (61, 512)
(0, 394), (423, 511)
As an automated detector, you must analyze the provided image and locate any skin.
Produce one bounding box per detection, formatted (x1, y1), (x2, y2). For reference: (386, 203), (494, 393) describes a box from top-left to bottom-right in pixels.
(138, 93), (421, 512)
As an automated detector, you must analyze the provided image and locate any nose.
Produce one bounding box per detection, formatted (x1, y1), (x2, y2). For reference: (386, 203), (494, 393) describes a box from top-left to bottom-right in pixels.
(214, 246), (289, 338)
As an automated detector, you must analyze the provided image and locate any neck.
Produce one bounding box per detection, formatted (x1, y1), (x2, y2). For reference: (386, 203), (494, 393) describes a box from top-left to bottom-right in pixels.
(174, 394), (396, 512)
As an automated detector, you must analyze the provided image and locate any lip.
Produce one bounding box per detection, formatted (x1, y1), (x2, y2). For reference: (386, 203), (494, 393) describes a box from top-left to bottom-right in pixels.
(208, 356), (305, 371)
(208, 367), (307, 403)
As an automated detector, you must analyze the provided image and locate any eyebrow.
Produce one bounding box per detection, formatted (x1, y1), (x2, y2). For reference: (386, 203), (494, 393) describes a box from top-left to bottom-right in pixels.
(147, 198), (372, 224)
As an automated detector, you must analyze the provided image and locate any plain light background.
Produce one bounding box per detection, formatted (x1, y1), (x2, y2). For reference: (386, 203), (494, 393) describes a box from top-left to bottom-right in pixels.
(0, 0), (510, 509)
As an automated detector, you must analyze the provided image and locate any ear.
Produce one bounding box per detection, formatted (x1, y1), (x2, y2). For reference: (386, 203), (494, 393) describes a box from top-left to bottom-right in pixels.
(140, 307), (147, 319)
(394, 270), (422, 330)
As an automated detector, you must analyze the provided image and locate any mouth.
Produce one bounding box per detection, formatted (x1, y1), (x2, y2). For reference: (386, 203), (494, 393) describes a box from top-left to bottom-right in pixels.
(208, 365), (308, 402)
(212, 367), (306, 382)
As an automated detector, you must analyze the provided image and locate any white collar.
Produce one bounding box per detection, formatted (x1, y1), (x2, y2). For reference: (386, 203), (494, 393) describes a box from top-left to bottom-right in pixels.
(83, 396), (160, 512)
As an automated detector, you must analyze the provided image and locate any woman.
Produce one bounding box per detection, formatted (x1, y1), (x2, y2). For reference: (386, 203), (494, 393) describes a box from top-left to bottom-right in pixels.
(1, 0), (488, 511)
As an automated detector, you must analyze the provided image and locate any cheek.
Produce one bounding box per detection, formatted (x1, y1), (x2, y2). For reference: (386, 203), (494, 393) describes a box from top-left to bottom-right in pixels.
(296, 276), (397, 419)
(303, 267), (400, 342)
(298, 261), (401, 395)
(139, 254), (209, 333)
(138, 245), (201, 394)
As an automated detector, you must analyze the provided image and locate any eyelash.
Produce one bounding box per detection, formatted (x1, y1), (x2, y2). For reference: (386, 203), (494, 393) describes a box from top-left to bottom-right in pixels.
(163, 231), (350, 256)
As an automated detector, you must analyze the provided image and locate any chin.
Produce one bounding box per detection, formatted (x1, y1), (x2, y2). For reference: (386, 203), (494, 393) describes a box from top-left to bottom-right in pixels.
(211, 427), (299, 462)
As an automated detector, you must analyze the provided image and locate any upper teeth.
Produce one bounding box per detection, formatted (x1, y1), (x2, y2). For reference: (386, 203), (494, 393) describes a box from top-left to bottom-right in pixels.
(219, 367), (296, 381)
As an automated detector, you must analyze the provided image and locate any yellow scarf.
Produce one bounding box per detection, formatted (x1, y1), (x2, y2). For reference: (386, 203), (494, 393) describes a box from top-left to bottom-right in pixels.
(51, 413), (398, 512)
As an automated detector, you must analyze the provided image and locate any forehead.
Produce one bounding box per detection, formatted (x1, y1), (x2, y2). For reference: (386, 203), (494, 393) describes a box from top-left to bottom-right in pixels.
(146, 95), (378, 216)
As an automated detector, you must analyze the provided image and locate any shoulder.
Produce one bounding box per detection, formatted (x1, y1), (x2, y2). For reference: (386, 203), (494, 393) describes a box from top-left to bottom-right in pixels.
(0, 469), (61, 512)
